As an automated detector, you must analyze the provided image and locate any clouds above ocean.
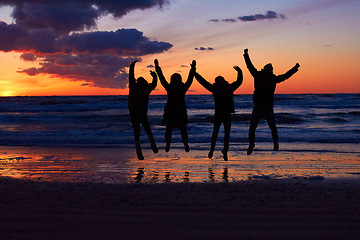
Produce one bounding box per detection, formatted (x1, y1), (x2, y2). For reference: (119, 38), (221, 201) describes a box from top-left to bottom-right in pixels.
(0, 0), (172, 88)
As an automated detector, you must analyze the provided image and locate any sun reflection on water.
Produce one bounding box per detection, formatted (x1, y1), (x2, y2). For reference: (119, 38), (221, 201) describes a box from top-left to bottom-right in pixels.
(0, 144), (359, 184)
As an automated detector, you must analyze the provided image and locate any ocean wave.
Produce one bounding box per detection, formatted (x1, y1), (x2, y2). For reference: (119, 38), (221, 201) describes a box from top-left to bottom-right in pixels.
(0, 94), (358, 147)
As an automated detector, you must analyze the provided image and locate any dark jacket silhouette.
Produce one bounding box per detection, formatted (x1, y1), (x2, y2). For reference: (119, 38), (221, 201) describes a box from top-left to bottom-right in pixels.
(194, 66), (243, 161)
(244, 52), (299, 106)
(243, 48), (300, 155)
(156, 65), (195, 127)
(195, 72), (243, 121)
(128, 60), (158, 160)
(128, 67), (157, 119)
(154, 59), (196, 152)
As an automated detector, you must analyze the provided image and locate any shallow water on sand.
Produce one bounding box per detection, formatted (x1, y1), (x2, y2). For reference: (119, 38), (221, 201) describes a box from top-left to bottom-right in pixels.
(1, 143), (359, 183)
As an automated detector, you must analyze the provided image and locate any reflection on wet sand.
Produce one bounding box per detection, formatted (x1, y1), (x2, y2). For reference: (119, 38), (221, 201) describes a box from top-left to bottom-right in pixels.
(134, 167), (229, 183)
(222, 167), (228, 182)
(1, 145), (360, 183)
(135, 168), (145, 182)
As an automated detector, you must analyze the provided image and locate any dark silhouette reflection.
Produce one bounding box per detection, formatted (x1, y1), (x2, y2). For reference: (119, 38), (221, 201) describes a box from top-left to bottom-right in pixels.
(184, 171), (190, 182)
(165, 172), (171, 182)
(208, 167), (215, 182)
(243, 48), (300, 155)
(154, 59), (196, 153)
(135, 167), (145, 182)
(194, 64), (243, 161)
(222, 167), (228, 182)
(151, 172), (159, 182)
(208, 167), (229, 182)
(128, 61), (158, 160)
(133, 168), (231, 183)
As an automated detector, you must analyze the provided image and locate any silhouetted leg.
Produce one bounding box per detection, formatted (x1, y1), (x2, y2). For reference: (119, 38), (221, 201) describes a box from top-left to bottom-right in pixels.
(179, 124), (189, 152)
(142, 118), (158, 153)
(208, 120), (221, 159)
(248, 111), (259, 155)
(165, 125), (173, 152)
(222, 119), (231, 161)
(131, 121), (144, 160)
(266, 111), (279, 151)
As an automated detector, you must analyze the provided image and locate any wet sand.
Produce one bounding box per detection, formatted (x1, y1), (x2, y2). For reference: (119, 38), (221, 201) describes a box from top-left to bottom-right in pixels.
(1, 176), (360, 240)
(0, 145), (360, 239)
(1, 144), (360, 183)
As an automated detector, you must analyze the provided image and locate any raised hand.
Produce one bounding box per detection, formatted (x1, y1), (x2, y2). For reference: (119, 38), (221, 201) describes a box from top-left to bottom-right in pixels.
(190, 60), (196, 69)
(244, 48), (248, 54)
(150, 70), (157, 78)
(233, 66), (242, 72)
(295, 63), (300, 68)
(154, 59), (159, 68)
(130, 60), (138, 67)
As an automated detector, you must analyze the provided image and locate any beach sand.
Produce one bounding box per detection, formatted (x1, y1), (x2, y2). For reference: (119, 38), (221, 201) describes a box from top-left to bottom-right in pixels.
(1, 146), (360, 239)
(1, 176), (360, 239)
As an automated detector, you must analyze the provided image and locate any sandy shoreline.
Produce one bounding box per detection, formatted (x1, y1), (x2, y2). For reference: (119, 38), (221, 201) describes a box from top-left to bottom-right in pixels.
(1, 176), (359, 240)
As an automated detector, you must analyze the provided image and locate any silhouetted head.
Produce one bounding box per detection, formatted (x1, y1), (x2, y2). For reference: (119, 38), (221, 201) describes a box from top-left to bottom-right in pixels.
(214, 76), (228, 85)
(170, 73), (183, 86)
(137, 77), (148, 87)
(262, 63), (273, 75)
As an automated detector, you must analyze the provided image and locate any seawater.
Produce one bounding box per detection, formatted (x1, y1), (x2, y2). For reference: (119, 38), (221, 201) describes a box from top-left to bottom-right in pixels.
(0, 94), (359, 147)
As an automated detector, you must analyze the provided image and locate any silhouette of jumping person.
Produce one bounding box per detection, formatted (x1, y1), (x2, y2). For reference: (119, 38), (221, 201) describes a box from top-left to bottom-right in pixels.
(243, 48), (300, 155)
(154, 59), (196, 152)
(194, 65), (243, 161)
(128, 60), (158, 160)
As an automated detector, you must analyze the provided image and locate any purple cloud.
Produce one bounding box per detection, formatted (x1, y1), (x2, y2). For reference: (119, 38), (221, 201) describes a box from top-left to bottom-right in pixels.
(209, 10), (285, 23)
(0, 0), (169, 32)
(195, 47), (214, 51)
(0, 0), (172, 89)
(239, 11), (285, 21)
(222, 18), (237, 23)
(11, 2), (99, 34)
(0, 22), (172, 55)
(18, 54), (134, 88)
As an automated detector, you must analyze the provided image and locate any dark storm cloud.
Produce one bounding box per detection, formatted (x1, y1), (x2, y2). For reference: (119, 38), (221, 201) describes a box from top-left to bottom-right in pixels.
(11, 2), (99, 35)
(0, 0), (172, 89)
(0, 22), (172, 56)
(0, 0), (168, 23)
(209, 11), (285, 23)
(57, 29), (173, 55)
(3, 0), (168, 34)
(0, 22), (57, 53)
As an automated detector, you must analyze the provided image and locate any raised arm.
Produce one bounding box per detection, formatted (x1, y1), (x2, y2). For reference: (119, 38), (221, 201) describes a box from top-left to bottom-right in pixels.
(194, 70), (213, 93)
(129, 60), (137, 88)
(148, 70), (158, 91)
(243, 49), (258, 76)
(230, 66), (243, 91)
(184, 60), (196, 90)
(275, 63), (300, 83)
(154, 59), (169, 90)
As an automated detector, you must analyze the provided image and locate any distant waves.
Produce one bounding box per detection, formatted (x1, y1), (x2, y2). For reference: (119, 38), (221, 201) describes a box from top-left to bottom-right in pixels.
(0, 94), (359, 147)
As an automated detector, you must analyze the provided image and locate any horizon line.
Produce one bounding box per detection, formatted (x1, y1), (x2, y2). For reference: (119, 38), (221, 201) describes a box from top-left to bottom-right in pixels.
(1, 92), (359, 97)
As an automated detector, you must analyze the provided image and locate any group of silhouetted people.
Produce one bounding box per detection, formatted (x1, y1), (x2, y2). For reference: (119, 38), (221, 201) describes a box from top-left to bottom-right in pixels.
(128, 49), (300, 160)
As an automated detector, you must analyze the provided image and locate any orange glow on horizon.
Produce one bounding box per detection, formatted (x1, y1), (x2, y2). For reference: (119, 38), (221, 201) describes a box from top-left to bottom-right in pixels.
(1, 49), (359, 96)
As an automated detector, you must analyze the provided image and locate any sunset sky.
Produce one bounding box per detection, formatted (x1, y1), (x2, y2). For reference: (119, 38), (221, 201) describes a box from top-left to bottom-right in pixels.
(0, 0), (359, 96)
